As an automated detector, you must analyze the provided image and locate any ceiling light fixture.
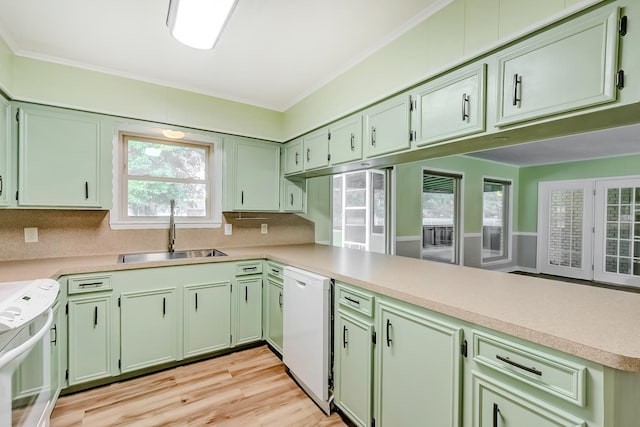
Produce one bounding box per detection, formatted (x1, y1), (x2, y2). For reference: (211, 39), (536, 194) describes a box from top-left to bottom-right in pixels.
(162, 129), (186, 139)
(166, 0), (238, 50)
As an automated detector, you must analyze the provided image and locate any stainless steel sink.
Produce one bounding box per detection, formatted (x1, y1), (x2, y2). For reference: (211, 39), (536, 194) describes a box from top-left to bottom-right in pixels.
(118, 249), (227, 264)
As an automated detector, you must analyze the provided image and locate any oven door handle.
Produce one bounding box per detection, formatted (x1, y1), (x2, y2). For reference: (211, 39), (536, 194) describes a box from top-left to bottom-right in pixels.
(0, 309), (53, 370)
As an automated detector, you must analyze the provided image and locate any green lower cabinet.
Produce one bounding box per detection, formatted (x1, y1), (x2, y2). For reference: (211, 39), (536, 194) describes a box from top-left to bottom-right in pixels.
(265, 279), (283, 354)
(235, 277), (263, 346)
(335, 311), (373, 427)
(376, 300), (462, 427)
(68, 294), (112, 385)
(120, 288), (178, 373)
(472, 372), (585, 427)
(183, 282), (232, 358)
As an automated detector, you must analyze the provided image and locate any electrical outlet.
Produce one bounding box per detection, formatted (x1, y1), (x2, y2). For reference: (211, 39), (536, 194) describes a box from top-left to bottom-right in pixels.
(24, 227), (38, 243)
(224, 224), (232, 235)
(261, 223), (268, 234)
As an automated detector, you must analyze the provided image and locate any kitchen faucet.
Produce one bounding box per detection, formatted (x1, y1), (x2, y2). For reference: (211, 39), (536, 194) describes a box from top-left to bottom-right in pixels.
(169, 199), (176, 253)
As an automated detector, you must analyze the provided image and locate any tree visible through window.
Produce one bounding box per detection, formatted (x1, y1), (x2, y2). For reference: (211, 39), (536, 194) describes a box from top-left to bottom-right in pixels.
(123, 135), (210, 219)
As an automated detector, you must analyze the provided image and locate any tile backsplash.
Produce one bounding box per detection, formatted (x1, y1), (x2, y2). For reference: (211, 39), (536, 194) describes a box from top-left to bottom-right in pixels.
(0, 209), (315, 261)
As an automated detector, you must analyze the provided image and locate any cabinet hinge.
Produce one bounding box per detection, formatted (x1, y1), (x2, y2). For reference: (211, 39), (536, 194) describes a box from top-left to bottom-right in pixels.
(616, 70), (625, 90)
(15, 110), (19, 122)
(619, 15), (628, 36)
(65, 302), (68, 315)
(409, 95), (416, 112)
(592, 226), (595, 233)
(118, 359), (121, 369)
(327, 153), (331, 162)
(230, 334), (233, 343)
(461, 339), (468, 358)
(65, 369), (69, 380)
(328, 130), (331, 141)
(372, 331), (377, 345)
(118, 297), (121, 307)
(409, 130), (416, 142)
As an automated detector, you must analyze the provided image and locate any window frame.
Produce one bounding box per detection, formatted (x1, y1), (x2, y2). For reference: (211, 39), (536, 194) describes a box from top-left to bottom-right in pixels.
(111, 128), (222, 230)
(481, 177), (512, 264)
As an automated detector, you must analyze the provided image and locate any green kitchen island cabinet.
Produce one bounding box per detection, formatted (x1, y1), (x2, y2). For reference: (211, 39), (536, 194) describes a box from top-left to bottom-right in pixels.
(120, 288), (178, 373)
(234, 265), (263, 346)
(183, 281), (232, 358)
(67, 294), (113, 385)
(264, 261), (284, 355)
(334, 282), (376, 427)
(16, 104), (104, 208)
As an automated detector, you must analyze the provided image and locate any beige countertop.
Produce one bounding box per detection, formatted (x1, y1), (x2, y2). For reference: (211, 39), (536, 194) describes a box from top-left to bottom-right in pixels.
(2, 243), (640, 372)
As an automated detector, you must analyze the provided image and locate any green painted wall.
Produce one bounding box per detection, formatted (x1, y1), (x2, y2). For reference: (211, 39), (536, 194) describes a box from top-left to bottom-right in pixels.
(518, 154), (640, 232)
(395, 155), (520, 236)
(9, 57), (283, 141)
(281, 0), (599, 140)
(303, 176), (332, 243)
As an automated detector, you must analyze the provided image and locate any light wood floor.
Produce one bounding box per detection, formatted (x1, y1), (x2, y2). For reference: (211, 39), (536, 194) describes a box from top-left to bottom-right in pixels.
(50, 345), (346, 426)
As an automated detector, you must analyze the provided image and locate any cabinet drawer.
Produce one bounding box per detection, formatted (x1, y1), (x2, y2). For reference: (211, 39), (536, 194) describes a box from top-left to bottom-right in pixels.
(236, 261), (263, 276)
(68, 275), (112, 294)
(473, 330), (586, 406)
(336, 282), (374, 317)
(266, 261), (284, 280)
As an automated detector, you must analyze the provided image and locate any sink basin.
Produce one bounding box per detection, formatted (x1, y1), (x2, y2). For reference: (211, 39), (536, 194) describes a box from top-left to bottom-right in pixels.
(118, 249), (227, 264)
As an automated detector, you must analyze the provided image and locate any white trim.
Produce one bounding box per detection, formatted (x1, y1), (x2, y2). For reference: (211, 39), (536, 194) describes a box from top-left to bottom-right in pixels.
(395, 235), (421, 242)
(389, 166), (397, 255)
(480, 176), (513, 266)
(492, 266), (538, 274)
(463, 233), (481, 238)
(315, 240), (331, 246)
(513, 232), (537, 237)
(110, 121), (223, 230)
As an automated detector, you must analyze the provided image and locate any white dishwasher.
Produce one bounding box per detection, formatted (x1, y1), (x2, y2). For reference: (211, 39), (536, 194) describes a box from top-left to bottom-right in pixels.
(282, 266), (332, 414)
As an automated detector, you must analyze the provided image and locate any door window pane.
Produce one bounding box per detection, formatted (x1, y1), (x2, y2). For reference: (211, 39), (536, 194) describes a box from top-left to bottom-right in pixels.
(548, 189), (583, 268)
(422, 173), (460, 264)
(483, 179), (511, 262)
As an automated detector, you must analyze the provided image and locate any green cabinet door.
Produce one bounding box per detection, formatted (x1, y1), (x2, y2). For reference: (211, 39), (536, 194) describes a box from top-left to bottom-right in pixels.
(233, 140), (280, 211)
(283, 179), (304, 212)
(473, 373), (585, 427)
(18, 105), (102, 207)
(120, 288), (178, 373)
(329, 115), (363, 166)
(496, 6), (619, 127)
(49, 301), (62, 399)
(364, 94), (412, 158)
(335, 311), (373, 427)
(265, 279), (283, 354)
(416, 63), (486, 146)
(303, 129), (329, 171)
(235, 277), (263, 346)
(68, 295), (112, 385)
(0, 96), (9, 207)
(376, 301), (462, 427)
(183, 282), (232, 358)
(284, 138), (303, 175)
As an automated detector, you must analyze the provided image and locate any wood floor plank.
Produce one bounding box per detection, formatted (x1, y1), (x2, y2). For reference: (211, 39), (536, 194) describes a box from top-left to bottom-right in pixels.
(50, 345), (346, 426)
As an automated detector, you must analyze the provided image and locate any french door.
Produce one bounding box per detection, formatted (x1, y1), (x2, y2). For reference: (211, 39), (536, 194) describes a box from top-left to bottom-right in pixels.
(538, 177), (640, 287)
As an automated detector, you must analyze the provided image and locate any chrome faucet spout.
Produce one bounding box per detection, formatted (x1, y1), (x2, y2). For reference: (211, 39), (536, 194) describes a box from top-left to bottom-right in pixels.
(169, 199), (176, 253)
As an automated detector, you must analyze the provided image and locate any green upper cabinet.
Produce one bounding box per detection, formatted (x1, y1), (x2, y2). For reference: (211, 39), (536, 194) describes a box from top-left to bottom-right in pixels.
(303, 129), (330, 171)
(120, 288), (178, 373)
(376, 299), (462, 427)
(495, 6), (620, 127)
(282, 178), (305, 212)
(415, 63), (486, 146)
(17, 105), (102, 207)
(230, 138), (280, 211)
(0, 96), (9, 207)
(234, 276), (263, 346)
(364, 94), (413, 158)
(329, 115), (363, 166)
(183, 282), (232, 358)
(283, 138), (304, 175)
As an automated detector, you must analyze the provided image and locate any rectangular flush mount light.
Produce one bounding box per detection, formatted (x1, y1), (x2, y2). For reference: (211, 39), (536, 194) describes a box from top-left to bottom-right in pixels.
(166, 0), (238, 50)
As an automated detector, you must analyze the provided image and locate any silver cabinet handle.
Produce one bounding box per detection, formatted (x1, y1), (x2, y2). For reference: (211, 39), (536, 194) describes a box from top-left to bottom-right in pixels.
(93, 306), (98, 327)
(0, 175), (3, 196)
(386, 318), (392, 347)
(512, 73), (522, 106)
(496, 354), (542, 376)
(278, 292), (283, 307)
(243, 266), (257, 272)
(78, 281), (103, 287)
(350, 133), (355, 151)
(290, 193), (294, 206)
(85, 181), (89, 200)
(241, 190), (244, 205)
(306, 147), (310, 162)
(295, 151), (299, 165)
(461, 93), (470, 121)
(343, 325), (348, 348)
(371, 127), (377, 146)
(493, 403), (500, 427)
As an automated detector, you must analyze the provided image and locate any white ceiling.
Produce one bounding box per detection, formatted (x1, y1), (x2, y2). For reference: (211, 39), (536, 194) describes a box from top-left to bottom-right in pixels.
(0, 0), (449, 111)
(466, 123), (640, 167)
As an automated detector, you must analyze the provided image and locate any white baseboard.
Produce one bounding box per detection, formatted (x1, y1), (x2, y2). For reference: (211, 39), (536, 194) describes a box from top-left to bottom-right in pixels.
(493, 265), (538, 273)
(395, 235), (421, 242)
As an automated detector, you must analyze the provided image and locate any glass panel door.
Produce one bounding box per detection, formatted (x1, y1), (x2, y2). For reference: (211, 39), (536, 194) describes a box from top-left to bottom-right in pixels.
(421, 172), (461, 264)
(594, 179), (640, 286)
(537, 180), (593, 280)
